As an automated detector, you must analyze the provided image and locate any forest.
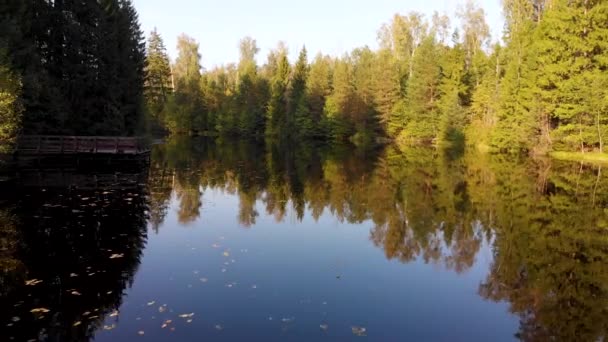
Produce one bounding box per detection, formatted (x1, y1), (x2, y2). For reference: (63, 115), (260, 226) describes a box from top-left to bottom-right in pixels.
(145, 0), (608, 155)
(1, 0), (608, 156)
(0, 0), (146, 152)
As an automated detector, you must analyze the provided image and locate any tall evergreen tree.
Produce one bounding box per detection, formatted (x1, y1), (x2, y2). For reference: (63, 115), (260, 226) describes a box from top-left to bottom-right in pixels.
(291, 47), (314, 138)
(265, 43), (291, 138)
(145, 28), (173, 133)
(306, 54), (333, 137)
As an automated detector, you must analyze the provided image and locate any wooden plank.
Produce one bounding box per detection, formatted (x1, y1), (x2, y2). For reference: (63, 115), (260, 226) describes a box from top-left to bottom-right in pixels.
(15, 135), (150, 156)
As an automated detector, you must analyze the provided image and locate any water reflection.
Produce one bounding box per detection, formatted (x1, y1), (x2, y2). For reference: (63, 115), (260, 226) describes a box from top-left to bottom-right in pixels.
(147, 138), (608, 341)
(2, 138), (608, 341)
(0, 169), (149, 341)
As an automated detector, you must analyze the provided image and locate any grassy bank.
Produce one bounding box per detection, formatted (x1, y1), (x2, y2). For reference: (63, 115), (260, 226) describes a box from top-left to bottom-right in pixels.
(550, 151), (608, 164)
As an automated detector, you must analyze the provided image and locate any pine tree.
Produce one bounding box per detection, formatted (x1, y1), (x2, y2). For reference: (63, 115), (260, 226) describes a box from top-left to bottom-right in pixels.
(398, 35), (441, 143)
(324, 58), (354, 141)
(306, 54), (333, 138)
(492, 0), (541, 153)
(372, 49), (400, 136)
(234, 37), (265, 137)
(536, 0), (608, 153)
(291, 47), (314, 138)
(265, 43), (291, 138)
(145, 28), (173, 133)
(437, 38), (467, 145)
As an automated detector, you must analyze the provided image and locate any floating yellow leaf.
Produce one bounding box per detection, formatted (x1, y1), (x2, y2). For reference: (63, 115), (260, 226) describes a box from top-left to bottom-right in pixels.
(223, 251), (230, 257)
(178, 313), (195, 318)
(25, 279), (43, 286)
(109, 310), (119, 317)
(71, 291), (82, 296)
(73, 321), (82, 327)
(109, 254), (124, 259)
(30, 308), (50, 313)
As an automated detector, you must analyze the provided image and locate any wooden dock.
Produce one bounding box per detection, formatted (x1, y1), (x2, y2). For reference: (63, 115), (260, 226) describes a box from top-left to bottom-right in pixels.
(15, 135), (151, 156)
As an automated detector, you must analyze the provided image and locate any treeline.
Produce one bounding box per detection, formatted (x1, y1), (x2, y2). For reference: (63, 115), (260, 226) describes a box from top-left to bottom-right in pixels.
(146, 0), (608, 153)
(0, 0), (145, 146)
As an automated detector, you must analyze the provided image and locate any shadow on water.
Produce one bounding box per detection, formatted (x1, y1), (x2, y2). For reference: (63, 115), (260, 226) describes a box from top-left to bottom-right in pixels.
(0, 164), (150, 342)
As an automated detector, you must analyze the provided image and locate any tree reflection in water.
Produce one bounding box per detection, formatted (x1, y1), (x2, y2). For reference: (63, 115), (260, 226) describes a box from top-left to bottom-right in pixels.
(2, 137), (608, 341)
(148, 137), (608, 341)
(0, 169), (149, 342)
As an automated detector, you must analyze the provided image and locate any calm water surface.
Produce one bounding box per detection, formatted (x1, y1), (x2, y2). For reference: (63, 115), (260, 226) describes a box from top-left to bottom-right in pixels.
(1, 138), (607, 341)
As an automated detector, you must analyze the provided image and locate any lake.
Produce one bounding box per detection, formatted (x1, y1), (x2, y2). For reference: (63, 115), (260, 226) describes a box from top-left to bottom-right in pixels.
(1, 137), (607, 341)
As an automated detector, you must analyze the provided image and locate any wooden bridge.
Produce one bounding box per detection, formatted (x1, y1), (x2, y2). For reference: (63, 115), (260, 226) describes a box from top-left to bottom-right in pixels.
(15, 136), (151, 156)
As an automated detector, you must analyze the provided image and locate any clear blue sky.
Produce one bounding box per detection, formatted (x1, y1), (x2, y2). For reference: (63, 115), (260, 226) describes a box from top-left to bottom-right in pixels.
(132, 0), (504, 69)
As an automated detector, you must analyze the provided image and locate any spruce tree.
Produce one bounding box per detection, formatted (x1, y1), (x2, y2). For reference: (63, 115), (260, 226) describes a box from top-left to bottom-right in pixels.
(145, 28), (173, 133)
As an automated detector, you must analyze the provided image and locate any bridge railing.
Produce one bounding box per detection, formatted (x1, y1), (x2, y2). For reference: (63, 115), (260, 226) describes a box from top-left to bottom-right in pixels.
(15, 136), (150, 155)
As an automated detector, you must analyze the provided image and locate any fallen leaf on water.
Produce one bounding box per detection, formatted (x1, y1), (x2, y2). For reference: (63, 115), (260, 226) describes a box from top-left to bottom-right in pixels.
(158, 305), (167, 313)
(178, 313), (195, 318)
(83, 311), (91, 316)
(30, 308), (50, 314)
(186, 319), (193, 323)
(212, 244), (220, 248)
(252, 285), (257, 289)
(200, 278), (208, 283)
(320, 324), (329, 331)
(281, 317), (295, 323)
(71, 291), (82, 296)
(223, 251), (230, 257)
(109, 254), (124, 259)
(25, 279), (43, 286)
(109, 310), (119, 317)
(147, 301), (155, 306)
(352, 326), (367, 336)
(215, 324), (223, 331)
(70, 273), (78, 277)
(221, 269), (226, 273)
(103, 324), (116, 330)
(161, 323), (168, 329)
(73, 321), (82, 327)
(137, 331), (144, 336)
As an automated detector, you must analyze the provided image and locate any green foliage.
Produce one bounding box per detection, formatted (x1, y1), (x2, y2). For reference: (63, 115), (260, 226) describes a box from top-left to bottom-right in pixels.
(0, 50), (22, 153)
(164, 34), (207, 135)
(145, 28), (173, 134)
(1, 0), (146, 136)
(3, 1), (608, 154)
(265, 43), (291, 138)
